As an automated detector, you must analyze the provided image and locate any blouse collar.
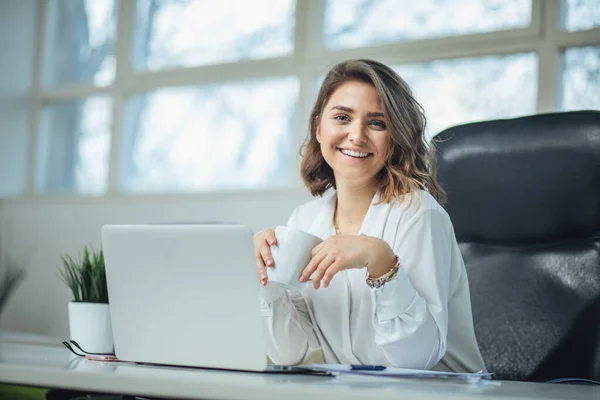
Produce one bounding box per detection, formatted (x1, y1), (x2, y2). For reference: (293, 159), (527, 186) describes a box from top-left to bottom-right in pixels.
(309, 190), (391, 240)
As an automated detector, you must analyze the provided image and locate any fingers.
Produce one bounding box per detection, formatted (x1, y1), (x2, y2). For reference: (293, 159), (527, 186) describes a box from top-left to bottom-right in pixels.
(255, 251), (268, 286)
(310, 255), (336, 290)
(254, 229), (276, 268)
(311, 240), (324, 256)
(263, 230), (277, 247)
(300, 249), (326, 283)
(258, 242), (274, 268)
(321, 261), (343, 288)
(303, 238), (343, 289)
(260, 230), (277, 267)
(254, 229), (277, 286)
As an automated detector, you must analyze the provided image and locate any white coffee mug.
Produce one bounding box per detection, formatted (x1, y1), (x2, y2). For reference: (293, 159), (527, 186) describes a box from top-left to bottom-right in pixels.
(267, 225), (322, 290)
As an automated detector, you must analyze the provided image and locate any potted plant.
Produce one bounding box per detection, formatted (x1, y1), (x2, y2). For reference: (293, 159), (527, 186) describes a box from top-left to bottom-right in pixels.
(59, 246), (113, 354)
(0, 250), (25, 321)
(0, 229), (26, 323)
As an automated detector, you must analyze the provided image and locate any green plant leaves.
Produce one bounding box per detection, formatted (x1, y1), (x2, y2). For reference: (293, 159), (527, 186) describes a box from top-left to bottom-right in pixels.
(58, 246), (108, 303)
(0, 258), (25, 316)
(0, 235), (26, 318)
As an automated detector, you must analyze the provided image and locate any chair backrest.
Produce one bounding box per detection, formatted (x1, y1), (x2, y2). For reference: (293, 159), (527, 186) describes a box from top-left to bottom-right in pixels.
(434, 111), (600, 381)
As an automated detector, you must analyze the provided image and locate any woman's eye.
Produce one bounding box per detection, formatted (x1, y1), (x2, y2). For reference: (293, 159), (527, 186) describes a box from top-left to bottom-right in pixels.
(370, 120), (386, 129)
(334, 114), (350, 122)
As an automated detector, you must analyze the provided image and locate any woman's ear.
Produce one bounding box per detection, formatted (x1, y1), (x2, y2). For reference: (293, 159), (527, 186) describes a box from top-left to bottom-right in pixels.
(315, 116), (322, 143)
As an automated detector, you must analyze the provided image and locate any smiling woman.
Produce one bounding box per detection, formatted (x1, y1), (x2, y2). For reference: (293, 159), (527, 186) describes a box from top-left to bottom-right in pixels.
(314, 83), (391, 191)
(253, 59), (487, 372)
(302, 60), (444, 206)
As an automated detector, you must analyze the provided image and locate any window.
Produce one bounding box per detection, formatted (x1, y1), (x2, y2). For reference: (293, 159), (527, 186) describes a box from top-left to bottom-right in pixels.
(396, 53), (538, 137)
(121, 77), (299, 192)
(323, 0), (532, 49)
(43, 0), (116, 87)
(30, 0), (600, 196)
(38, 97), (111, 194)
(561, 0), (600, 31)
(133, 0), (296, 70)
(560, 46), (600, 111)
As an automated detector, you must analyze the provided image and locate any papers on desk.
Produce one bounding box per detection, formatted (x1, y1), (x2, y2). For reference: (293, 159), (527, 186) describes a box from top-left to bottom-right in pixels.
(298, 364), (493, 381)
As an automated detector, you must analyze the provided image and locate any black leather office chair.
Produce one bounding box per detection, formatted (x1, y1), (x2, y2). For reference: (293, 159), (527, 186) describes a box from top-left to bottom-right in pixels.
(434, 111), (600, 382)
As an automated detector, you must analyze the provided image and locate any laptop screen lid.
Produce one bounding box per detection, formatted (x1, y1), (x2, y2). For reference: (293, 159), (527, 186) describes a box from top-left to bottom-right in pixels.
(101, 224), (269, 371)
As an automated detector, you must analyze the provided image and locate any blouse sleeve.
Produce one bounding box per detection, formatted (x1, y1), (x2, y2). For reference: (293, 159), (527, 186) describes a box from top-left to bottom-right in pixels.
(259, 207), (320, 365)
(369, 208), (453, 369)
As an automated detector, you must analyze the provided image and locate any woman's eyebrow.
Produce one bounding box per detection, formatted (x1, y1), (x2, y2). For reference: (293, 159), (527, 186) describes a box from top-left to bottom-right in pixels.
(329, 105), (385, 118)
(330, 105), (354, 113)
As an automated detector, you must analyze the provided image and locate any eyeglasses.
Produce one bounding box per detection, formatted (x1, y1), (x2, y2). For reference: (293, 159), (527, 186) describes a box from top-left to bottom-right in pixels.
(62, 340), (119, 361)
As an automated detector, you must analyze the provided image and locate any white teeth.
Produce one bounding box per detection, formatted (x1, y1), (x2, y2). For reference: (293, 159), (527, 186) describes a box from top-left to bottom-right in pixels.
(340, 149), (370, 158)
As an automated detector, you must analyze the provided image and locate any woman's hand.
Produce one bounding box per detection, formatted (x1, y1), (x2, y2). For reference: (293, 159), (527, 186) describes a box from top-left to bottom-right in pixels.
(254, 229), (277, 286)
(300, 235), (396, 289)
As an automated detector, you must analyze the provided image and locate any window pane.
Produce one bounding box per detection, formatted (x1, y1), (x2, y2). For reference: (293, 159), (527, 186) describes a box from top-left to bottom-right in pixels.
(44, 0), (116, 86)
(561, 0), (600, 31)
(122, 78), (299, 192)
(395, 53), (537, 138)
(38, 98), (111, 194)
(561, 46), (600, 111)
(133, 0), (296, 70)
(324, 0), (532, 49)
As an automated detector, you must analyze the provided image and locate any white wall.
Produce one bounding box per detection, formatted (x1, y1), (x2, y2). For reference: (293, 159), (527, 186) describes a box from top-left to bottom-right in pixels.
(0, 189), (312, 338)
(0, 0), (36, 196)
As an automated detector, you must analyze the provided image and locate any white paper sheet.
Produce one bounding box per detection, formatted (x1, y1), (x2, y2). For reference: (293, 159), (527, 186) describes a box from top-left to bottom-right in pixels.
(299, 364), (493, 381)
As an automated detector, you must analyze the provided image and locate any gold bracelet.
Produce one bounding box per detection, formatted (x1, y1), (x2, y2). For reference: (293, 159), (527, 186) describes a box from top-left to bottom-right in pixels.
(366, 256), (400, 289)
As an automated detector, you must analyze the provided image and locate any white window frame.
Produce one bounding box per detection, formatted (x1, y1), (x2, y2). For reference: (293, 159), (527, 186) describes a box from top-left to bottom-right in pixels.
(24, 0), (600, 200)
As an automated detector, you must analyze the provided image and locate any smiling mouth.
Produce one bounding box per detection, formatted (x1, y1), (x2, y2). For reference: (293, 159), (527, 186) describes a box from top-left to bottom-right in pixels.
(338, 148), (372, 159)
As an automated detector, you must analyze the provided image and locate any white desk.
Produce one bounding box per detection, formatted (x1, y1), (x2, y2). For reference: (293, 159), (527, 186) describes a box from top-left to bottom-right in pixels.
(1, 336), (598, 400)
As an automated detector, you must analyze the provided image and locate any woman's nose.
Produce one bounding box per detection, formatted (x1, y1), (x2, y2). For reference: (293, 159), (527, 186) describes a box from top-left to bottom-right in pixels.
(348, 123), (368, 144)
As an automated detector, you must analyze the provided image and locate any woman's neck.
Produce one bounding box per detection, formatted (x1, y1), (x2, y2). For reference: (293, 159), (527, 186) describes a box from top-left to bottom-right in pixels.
(334, 179), (377, 235)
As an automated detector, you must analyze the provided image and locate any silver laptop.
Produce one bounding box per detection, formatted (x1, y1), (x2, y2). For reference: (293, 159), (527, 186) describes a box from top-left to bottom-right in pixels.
(101, 224), (298, 372)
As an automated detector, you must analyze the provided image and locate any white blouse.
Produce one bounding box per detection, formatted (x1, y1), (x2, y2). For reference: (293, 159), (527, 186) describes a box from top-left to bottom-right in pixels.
(259, 189), (486, 373)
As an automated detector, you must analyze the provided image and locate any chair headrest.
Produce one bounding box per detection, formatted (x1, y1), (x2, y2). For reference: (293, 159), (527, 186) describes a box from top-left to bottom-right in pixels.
(434, 111), (600, 244)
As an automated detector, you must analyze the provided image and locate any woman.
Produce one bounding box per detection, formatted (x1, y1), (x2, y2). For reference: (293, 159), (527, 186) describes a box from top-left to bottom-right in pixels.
(254, 59), (486, 373)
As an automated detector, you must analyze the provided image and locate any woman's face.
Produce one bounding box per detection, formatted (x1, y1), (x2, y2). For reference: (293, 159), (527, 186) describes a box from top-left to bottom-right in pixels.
(317, 80), (391, 187)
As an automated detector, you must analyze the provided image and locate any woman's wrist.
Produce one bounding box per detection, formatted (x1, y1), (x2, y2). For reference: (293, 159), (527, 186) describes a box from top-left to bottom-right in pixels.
(364, 237), (397, 279)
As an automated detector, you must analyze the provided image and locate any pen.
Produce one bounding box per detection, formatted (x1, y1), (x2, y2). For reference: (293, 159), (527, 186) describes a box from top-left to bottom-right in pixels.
(350, 364), (387, 371)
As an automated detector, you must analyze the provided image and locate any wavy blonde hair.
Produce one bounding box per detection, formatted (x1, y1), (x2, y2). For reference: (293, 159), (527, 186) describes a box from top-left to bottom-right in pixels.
(300, 59), (446, 205)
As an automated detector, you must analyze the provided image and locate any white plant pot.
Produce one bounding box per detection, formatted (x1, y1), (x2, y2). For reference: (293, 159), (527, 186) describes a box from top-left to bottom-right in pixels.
(68, 302), (113, 354)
